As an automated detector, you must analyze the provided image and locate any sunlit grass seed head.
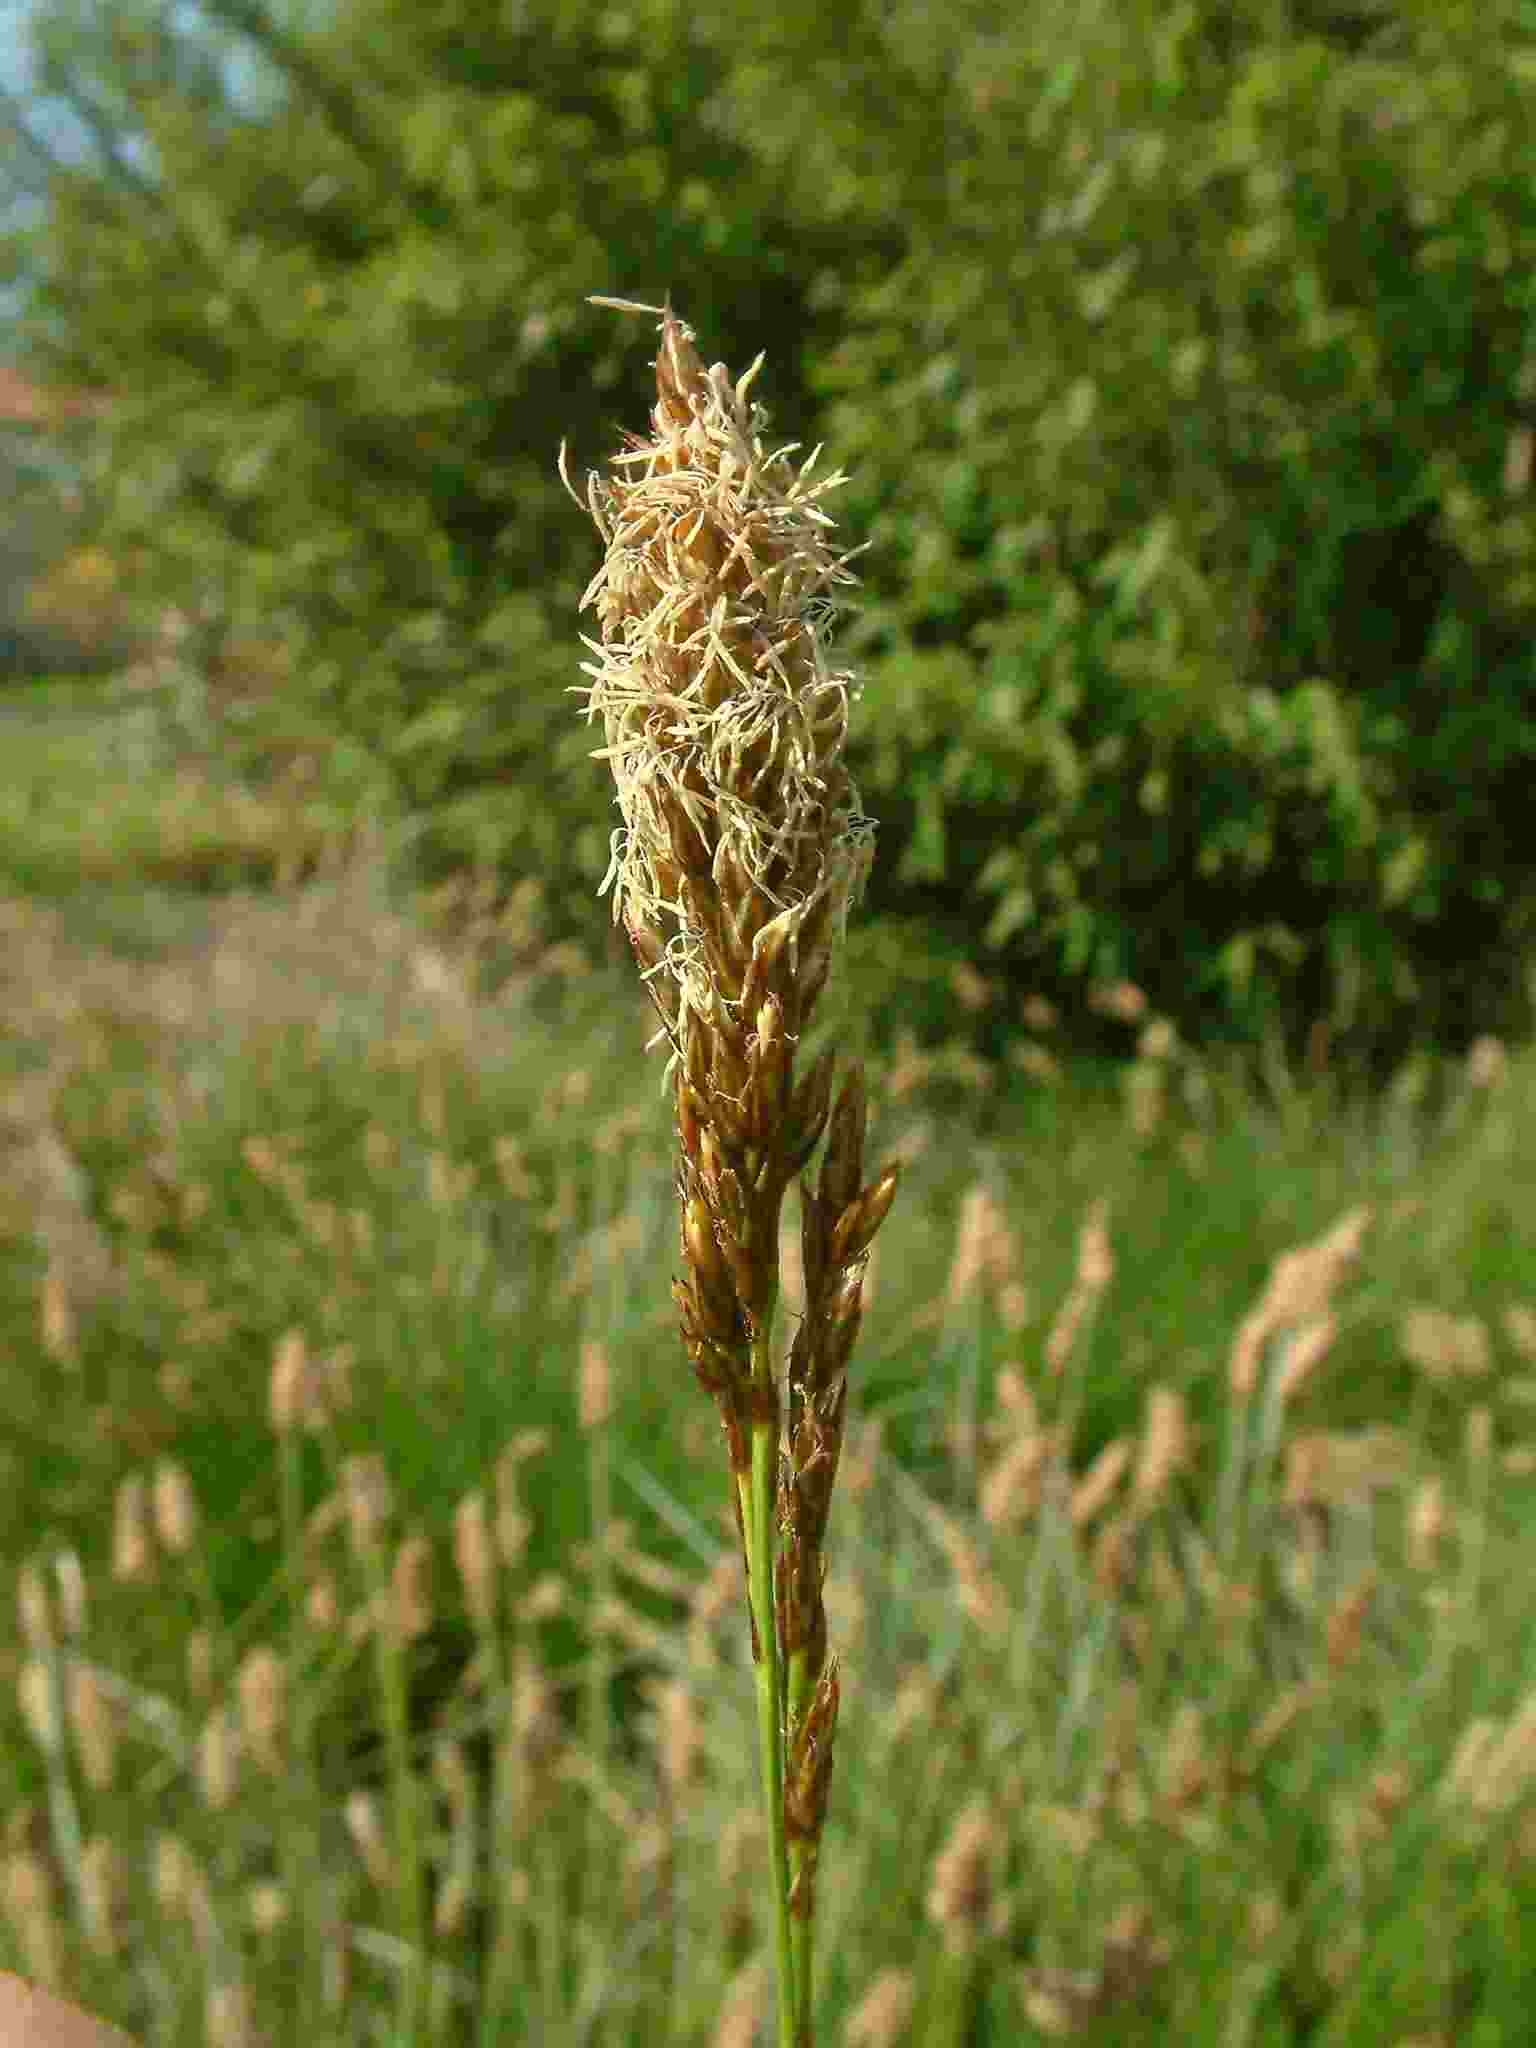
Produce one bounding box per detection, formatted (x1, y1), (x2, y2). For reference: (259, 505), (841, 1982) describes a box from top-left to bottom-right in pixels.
(564, 299), (899, 2044)
(561, 298), (875, 1062)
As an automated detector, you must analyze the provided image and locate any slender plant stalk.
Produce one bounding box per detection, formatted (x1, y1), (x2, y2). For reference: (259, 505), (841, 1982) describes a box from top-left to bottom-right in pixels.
(583, 1373), (615, 1921)
(376, 1597), (427, 2041)
(562, 293), (899, 2046)
(345, 1465), (427, 2044)
(274, 1421), (323, 2041)
(742, 1410), (796, 2043)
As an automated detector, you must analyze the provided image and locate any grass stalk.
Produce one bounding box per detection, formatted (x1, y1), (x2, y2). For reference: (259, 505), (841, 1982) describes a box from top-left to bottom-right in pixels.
(272, 1415), (320, 2040)
(345, 1463), (427, 2044)
(583, 1384), (615, 1922)
(563, 294), (899, 2045)
(741, 1414), (797, 2044)
(374, 1601), (426, 2042)
(477, 1629), (517, 2048)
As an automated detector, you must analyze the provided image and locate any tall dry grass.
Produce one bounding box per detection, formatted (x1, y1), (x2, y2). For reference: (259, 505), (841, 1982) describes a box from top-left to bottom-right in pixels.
(2, 871), (1534, 2045)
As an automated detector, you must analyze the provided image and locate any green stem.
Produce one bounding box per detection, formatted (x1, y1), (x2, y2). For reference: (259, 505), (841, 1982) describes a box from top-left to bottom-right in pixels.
(477, 1629), (513, 2048)
(785, 1643), (815, 2044)
(739, 1401), (796, 2047)
(277, 1434), (321, 2039)
(369, 1552), (426, 2042)
(922, 1940), (980, 2048)
(585, 1381), (614, 1910)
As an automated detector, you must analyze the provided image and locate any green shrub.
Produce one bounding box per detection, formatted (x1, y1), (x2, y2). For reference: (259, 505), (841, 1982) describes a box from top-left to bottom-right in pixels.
(10, 0), (1536, 1067)
(798, 0), (1536, 1064)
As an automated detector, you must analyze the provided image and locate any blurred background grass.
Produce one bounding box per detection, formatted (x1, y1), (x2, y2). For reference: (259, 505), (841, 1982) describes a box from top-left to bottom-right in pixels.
(1, 666), (1534, 2043)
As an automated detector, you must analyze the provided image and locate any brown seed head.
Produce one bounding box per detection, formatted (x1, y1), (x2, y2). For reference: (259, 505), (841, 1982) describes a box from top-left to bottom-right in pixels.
(151, 1460), (199, 1557)
(236, 1646), (285, 1773)
(268, 1327), (310, 1434)
(53, 1551), (87, 1638)
(1406, 1475), (1446, 1571)
(206, 1982), (252, 2048)
(111, 1473), (152, 1585)
(564, 300), (875, 1060)
(78, 1834), (125, 1958)
(453, 1491), (497, 1628)
(926, 1799), (998, 1954)
(16, 1563), (52, 1651)
(391, 1531), (434, 1642)
(344, 1789), (392, 1887)
(66, 1663), (116, 1790)
(1133, 1387), (1191, 1512)
(17, 1660), (56, 1752)
(2, 1847), (63, 1986)
(246, 1881), (288, 1934)
(198, 1707), (239, 1812)
(341, 1453), (392, 1557)
(846, 1968), (917, 2048)
(578, 1337), (613, 1429)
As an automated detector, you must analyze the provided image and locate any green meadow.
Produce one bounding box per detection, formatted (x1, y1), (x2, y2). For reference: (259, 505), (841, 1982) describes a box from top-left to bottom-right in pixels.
(2, 670), (1535, 2045)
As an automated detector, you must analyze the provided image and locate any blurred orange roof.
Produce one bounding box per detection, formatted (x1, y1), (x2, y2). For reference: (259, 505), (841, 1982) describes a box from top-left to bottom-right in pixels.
(0, 366), (114, 424)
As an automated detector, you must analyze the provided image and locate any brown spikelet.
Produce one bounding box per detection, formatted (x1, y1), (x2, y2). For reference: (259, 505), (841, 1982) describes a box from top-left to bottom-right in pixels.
(712, 1961), (768, 2048)
(344, 1789), (393, 1887)
(341, 1453), (392, 1558)
(268, 1327), (310, 1434)
(111, 1472), (152, 1585)
(578, 1337), (613, 1429)
(946, 1184), (1019, 1309)
(198, 1707), (239, 1812)
(151, 1459), (199, 1557)
(1400, 1306), (1491, 1382)
(154, 1833), (215, 1948)
(1272, 1312), (1338, 1405)
(453, 1490), (497, 1628)
(66, 1661), (116, 1791)
(390, 1530), (434, 1642)
(39, 1259), (76, 1364)
(78, 1835), (126, 1958)
(236, 1646), (285, 1774)
(53, 1551), (87, 1639)
(17, 1563), (52, 1651)
(925, 1799), (998, 1954)
(1071, 1437), (1131, 1527)
(207, 1983), (253, 2048)
(1326, 1574), (1377, 1670)
(17, 1660), (56, 1751)
(1467, 1033), (1507, 1088)
(1132, 1387), (1191, 1513)
(652, 1676), (703, 1800)
(246, 1880), (289, 1934)
(186, 1630), (215, 1700)
(305, 1572), (339, 1632)
(1406, 1475), (1446, 1571)
(1, 1847), (64, 1987)
(1046, 1200), (1114, 1375)
(1229, 1207), (1371, 1399)
(846, 1968), (917, 2048)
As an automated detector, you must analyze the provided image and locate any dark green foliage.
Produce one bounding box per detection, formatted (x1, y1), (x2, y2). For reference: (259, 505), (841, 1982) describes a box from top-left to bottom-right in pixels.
(800, 0), (1536, 1066)
(6, 0), (1536, 1067)
(3, 0), (878, 926)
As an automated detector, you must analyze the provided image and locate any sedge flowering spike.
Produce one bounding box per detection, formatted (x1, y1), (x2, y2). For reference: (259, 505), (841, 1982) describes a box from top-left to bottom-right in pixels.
(566, 298), (900, 2048)
(560, 297), (876, 1071)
